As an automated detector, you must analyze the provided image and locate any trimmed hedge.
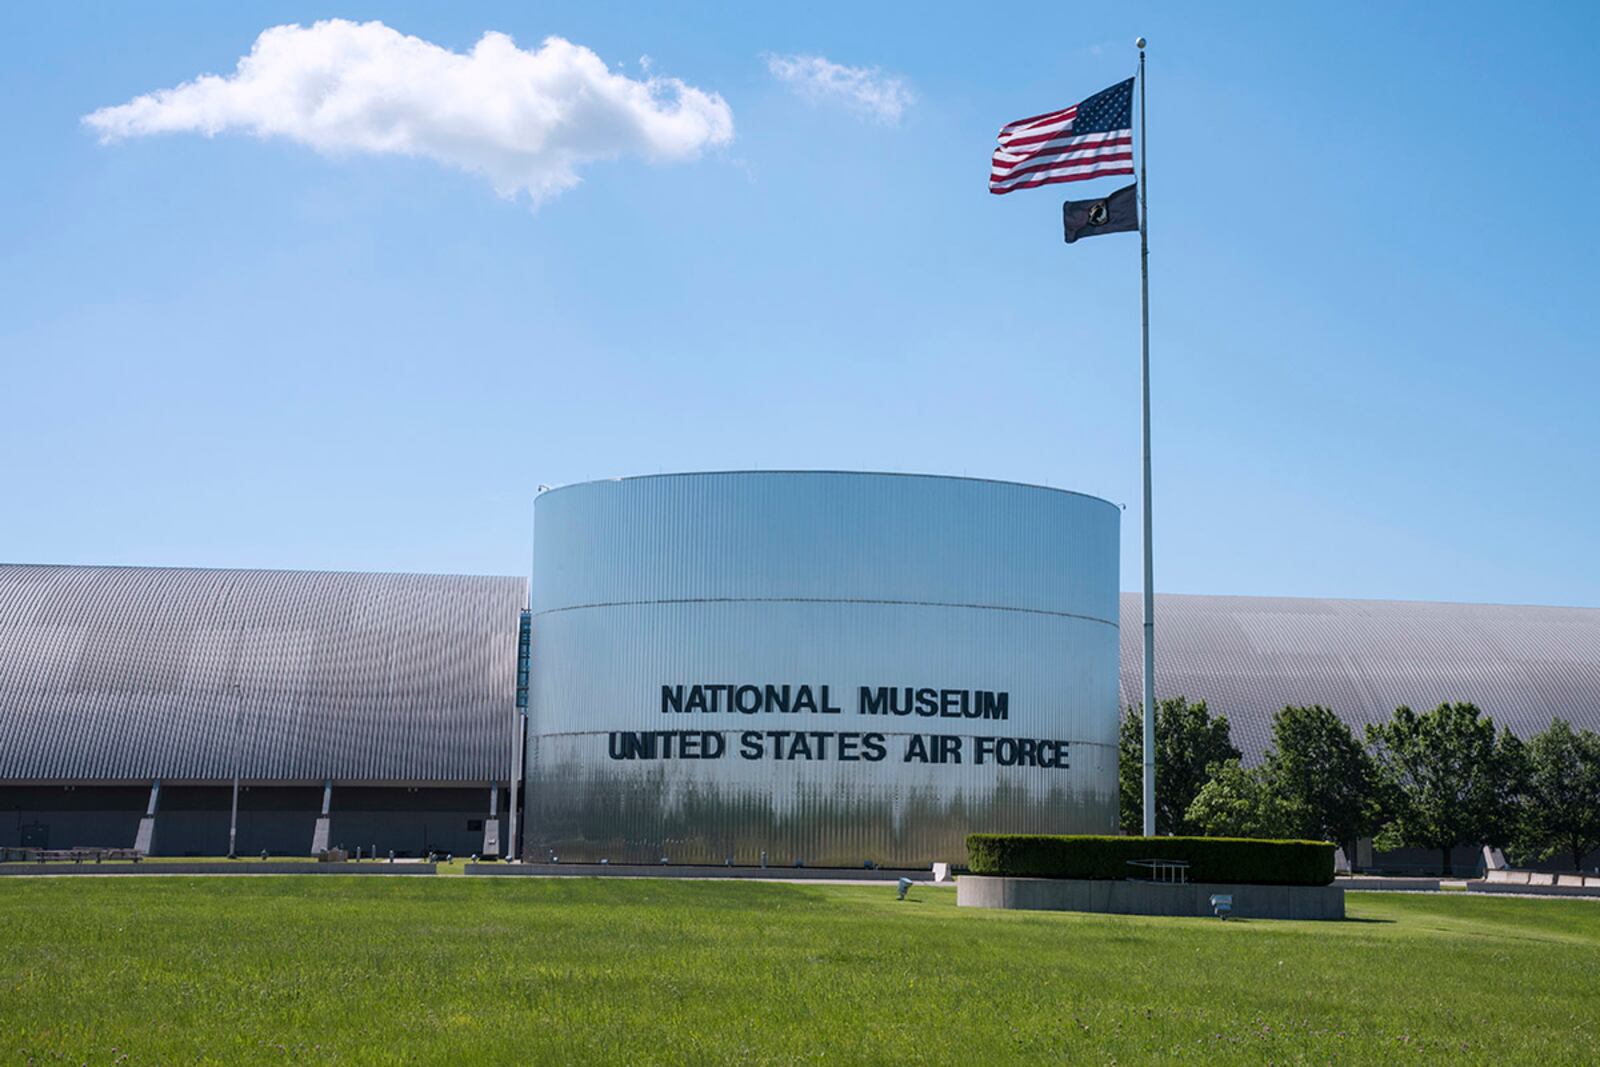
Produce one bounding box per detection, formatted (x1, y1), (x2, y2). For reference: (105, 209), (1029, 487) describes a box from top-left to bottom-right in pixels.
(965, 834), (1336, 886)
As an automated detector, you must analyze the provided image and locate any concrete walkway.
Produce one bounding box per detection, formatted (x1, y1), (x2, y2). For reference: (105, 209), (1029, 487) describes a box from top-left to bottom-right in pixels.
(0, 862), (437, 876)
(465, 862), (940, 882)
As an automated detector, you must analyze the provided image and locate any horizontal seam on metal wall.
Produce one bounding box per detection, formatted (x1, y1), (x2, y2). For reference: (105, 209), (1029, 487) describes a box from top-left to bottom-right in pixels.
(534, 729), (1118, 748)
(533, 598), (1119, 628)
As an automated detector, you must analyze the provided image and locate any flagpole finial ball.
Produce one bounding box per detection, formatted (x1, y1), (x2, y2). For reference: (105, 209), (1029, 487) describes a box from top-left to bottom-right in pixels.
(1135, 37), (1146, 49)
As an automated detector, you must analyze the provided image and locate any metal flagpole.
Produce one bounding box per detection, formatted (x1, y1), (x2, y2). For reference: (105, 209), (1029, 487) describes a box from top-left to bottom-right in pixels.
(228, 681), (243, 857)
(1136, 38), (1157, 838)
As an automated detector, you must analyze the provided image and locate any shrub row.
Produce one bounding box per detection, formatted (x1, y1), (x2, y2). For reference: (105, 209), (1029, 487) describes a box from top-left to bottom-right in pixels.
(965, 833), (1336, 886)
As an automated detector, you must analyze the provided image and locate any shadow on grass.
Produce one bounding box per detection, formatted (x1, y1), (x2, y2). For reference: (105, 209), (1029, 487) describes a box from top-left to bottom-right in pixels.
(1209, 916), (1395, 925)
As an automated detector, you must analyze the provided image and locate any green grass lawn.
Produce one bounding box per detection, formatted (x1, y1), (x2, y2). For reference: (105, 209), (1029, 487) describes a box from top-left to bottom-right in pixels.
(2, 878), (1596, 1065)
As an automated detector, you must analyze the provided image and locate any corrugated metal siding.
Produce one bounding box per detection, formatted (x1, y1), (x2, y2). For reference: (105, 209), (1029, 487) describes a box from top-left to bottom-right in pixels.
(534, 472), (1120, 623)
(0, 564), (525, 782)
(1118, 593), (1600, 761)
(527, 472), (1122, 866)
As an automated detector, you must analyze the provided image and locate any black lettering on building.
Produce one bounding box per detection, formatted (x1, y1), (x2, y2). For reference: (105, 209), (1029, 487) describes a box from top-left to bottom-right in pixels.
(980, 691), (1009, 720)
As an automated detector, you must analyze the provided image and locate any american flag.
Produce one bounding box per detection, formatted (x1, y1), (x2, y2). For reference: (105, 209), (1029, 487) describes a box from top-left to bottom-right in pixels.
(990, 78), (1135, 195)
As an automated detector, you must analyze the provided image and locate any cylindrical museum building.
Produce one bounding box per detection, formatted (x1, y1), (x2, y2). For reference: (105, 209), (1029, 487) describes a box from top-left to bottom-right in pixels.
(524, 471), (1120, 867)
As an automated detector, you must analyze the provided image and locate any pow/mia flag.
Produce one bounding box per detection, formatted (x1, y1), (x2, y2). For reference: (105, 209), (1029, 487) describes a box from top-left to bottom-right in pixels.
(1062, 182), (1138, 243)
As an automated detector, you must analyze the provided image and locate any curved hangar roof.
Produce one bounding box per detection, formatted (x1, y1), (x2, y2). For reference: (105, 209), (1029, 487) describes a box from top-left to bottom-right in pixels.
(1119, 593), (1600, 762)
(0, 564), (524, 783)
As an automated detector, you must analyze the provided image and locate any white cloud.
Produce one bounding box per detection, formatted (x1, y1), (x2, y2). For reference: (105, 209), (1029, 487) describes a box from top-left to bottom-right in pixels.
(83, 19), (734, 203)
(764, 53), (912, 124)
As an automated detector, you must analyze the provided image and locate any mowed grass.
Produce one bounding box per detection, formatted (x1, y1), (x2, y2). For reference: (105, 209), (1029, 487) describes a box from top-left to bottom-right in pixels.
(2, 878), (1597, 1065)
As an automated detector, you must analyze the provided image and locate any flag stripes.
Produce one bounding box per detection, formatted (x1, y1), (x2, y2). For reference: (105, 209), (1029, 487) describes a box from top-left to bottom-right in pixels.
(990, 78), (1135, 195)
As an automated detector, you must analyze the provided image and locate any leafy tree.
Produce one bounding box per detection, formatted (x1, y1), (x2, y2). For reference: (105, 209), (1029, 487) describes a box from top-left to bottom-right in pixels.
(1262, 705), (1380, 855)
(1491, 729), (1531, 850)
(1118, 697), (1240, 835)
(1365, 702), (1525, 875)
(1185, 759), (1291, 839)
(1518, 719), (1600, 871)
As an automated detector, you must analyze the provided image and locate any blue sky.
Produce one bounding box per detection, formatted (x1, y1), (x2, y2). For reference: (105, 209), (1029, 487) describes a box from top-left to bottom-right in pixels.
(2, 2), (1596, 606)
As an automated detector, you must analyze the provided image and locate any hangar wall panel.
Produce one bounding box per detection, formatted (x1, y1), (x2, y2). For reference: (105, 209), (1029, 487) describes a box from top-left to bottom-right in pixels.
(0, 565), (524, 782)
(526, 472), (1121, 867)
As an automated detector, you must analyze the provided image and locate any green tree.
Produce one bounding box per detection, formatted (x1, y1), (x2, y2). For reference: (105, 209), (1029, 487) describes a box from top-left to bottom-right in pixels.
(1262, 705), (1380, 855)
(1118, 697), (1240, 835)
(1185, 759), (1291, 839)
(1365, 702), (1525, 875)
(1519, 719), (1600, 871)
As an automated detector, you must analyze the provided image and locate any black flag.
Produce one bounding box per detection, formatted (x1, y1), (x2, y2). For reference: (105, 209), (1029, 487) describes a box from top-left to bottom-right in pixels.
(1063, 183), (1138, 243)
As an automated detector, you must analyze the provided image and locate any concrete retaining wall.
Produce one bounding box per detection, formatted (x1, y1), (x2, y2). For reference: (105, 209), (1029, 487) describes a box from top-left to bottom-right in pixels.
(0, 862), (436, 876)
(1335, 876), (1442, 892)
(957, 876), (1344, 920)
(1483, 869), (1600, 889)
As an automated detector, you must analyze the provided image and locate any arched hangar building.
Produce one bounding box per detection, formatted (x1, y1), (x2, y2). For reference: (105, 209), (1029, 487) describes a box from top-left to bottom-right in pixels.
(2, 471), (1599, 869)
(0, 565), (524, 858)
